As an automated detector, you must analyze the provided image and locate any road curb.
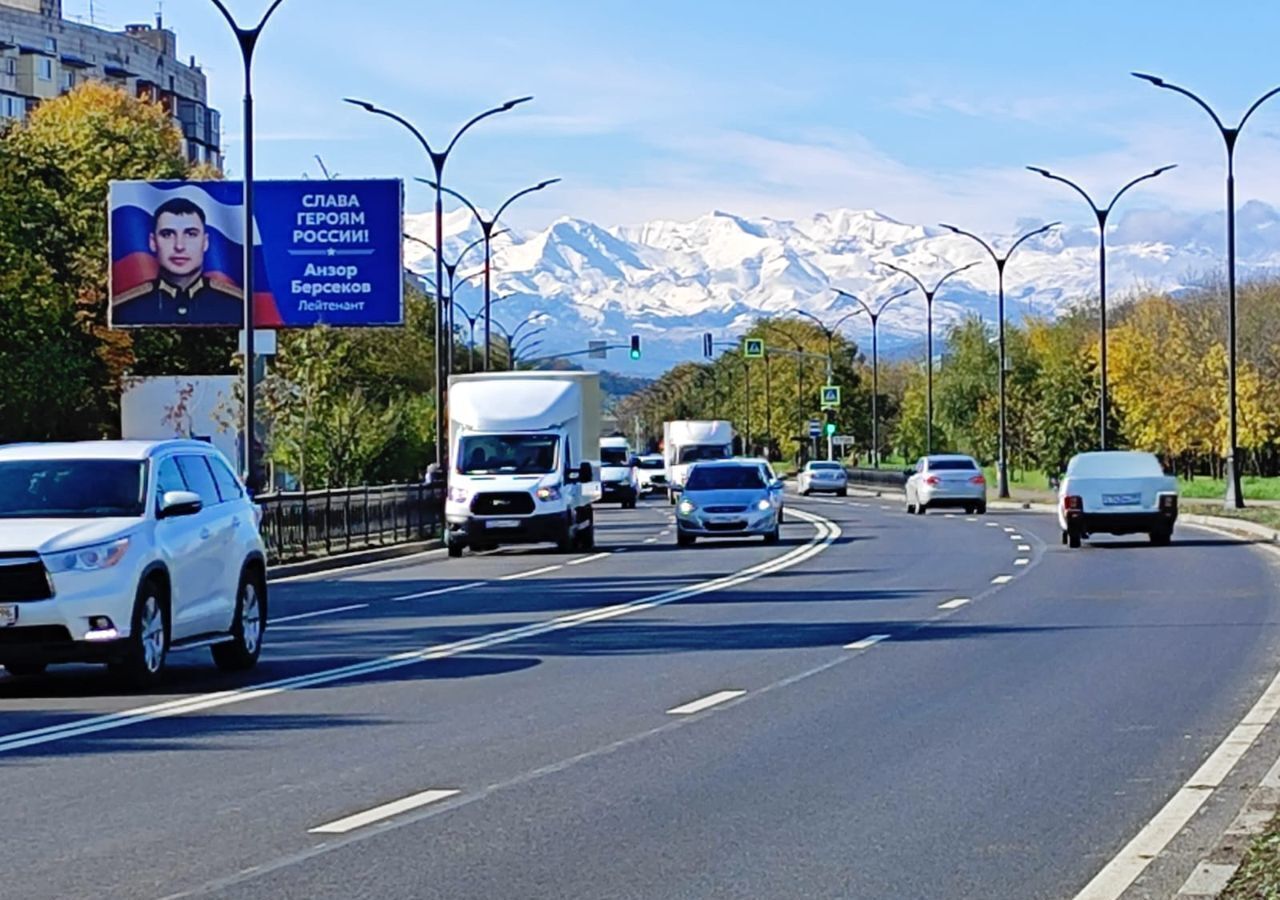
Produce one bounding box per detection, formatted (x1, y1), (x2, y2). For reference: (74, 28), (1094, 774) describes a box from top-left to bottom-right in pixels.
(267, 539), (442, 581)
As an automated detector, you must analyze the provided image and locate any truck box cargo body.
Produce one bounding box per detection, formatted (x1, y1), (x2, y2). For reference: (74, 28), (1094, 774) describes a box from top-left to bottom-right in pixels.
(445, 372), (602, 556)
(663, 419), (734, 502)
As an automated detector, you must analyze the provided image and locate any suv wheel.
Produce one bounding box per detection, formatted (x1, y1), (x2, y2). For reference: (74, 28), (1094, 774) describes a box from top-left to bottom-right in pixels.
(110, 580), (169, 688)
(213, 568), (266, 672)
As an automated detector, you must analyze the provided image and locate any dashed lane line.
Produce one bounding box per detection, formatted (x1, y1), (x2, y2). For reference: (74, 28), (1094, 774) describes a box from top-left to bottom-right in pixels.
(844, 634), (891, 650)
(991, 575), (1013, 584)
(309, 789), (461, 835)
(566, 552), (611, 567)
(939, 598), (971, 610)
(498, 564), (563, 581)
(1015, 558), (1030, 566)
(272, 603), (368, 624)
(390, 582), (484, 602)
(666, 690), (747, 715)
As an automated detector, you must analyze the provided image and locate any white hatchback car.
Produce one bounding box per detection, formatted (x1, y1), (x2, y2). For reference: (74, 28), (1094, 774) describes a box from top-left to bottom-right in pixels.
(0, 440), (268, 686)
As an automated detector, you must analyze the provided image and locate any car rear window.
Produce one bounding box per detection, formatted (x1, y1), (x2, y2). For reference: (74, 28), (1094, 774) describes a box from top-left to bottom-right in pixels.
(810, 462), (843, 470)
(928, 458), (978, 471)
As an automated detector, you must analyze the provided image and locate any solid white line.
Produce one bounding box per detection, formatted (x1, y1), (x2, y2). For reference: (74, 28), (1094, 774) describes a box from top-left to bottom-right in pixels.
(273, 603), (368, 624)
(1018, 544), (1031, 552)
(390, 582), (484, 602)
(991, 575), (1012, 584)
(498, 565), (562, 581)
(666, 690), (746, 715)
(309, 789), (461, 834)
(567, 552), (611, 567)
(1074, 663), (1280, 899)
(0, 509), (840, 755)
(939, 598), (971, 610)
(1015, 558), (1029, 566)
(844, 634), (891, 650)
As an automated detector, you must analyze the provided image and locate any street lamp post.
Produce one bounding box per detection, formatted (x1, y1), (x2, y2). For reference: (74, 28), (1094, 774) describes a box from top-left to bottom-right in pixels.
(491, 314), (547, 370)
(713, 339), (752, 455)
(208, 0), (288, 492)
(939, 222), (1059, 497)
(877, 262), (978, 455)
(833, 289), (912, 468)
(404, 231), (503, 375)
(792, 307), (864, 460)
(1133, 73), (1280, 508)
(420, 179), (560, 371)
(1026, 165), (1174, 450)
(345, 96), (532, 469)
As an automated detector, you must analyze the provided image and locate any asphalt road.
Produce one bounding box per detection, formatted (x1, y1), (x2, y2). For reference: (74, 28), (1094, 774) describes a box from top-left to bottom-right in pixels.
(1, 492), (1278, 899)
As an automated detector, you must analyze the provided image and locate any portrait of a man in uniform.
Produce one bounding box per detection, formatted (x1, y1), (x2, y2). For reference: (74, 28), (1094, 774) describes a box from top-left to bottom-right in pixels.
(112, 197), (243, 326)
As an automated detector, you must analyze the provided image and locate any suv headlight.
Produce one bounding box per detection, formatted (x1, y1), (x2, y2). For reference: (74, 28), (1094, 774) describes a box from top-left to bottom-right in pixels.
(756, 498), (773, 511)
(678, 499), (696, 516)
(536, 485), (562, 502)
(447, 486), (469, 503)
(45, 537), (131, 573)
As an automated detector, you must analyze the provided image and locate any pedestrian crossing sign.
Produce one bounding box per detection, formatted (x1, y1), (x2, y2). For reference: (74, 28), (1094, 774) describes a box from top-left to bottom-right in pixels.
(743, 338), (765, 358)
(821, 385), (841, 409)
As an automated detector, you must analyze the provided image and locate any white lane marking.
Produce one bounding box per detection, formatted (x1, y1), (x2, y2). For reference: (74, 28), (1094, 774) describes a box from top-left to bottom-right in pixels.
(939, 598), (971, 610)
(644, 537), (659, 544)
(986, 522), (1000, 528)
(880, 505), (892, 510)
(309, 789), (461, 835)
(567, 552), (611, 567)
(991, 575), (1012, 584)
(0, 509), (839, 755)
(844, 634), (891, 650)
(273, 604), (368, 624)
(390, 582), (484, 602)
(498, 565), (563, 581)
(966, 517), (978, 522)
(269, 548), (445, 584)
(1074, 661), (1280, 900)
(944, 513), (956, 519)
(1018, 544), (1032, 552)
(1010, 534), (1024, 540)
(659, 530), (671, 535)
(613, 547), (629, 553)
(1015, 558), (1030, 566)
(1003, 527), (1016, 533)
(666, 690), (747, 716)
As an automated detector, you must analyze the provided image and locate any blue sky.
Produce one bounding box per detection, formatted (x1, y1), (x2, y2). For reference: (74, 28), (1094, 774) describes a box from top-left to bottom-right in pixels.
(70, 1), (1280, 234)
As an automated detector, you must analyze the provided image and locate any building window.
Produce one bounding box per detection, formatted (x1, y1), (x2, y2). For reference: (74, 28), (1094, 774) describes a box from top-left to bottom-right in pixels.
(1, 94), (24, 119)
(4, 58), (15, 77)
(61, 70), (75, 91)
(37, 58), (53, 81)
(43, 37), (56, 53)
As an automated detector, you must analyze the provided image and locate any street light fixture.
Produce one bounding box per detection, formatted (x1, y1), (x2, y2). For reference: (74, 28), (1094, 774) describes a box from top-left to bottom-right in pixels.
(491, 314), (548, 371)
(404, 230), (506, 374)
(452, 295), (512, 373)
(833, 288), (912, 468)
(1133, 72), (1280, 508)
(939, 221), (1059, 497)
(344, 94), (532, 469)
(418, 178), (560, 371)
(1026, 165), (1175, 450)
(877, 261), (978, 454)
(207, 0), (288, 492)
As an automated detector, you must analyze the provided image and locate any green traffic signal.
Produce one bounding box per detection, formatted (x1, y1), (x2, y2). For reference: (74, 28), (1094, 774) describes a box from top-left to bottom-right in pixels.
(629, 334), (641, 360)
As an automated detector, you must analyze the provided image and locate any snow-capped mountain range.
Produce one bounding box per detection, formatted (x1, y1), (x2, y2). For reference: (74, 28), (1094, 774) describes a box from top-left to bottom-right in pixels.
(403, 201), (1280, 374)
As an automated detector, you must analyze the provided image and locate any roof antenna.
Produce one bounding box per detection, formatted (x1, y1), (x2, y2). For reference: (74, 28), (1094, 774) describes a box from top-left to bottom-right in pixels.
(156, 0), (163, 29)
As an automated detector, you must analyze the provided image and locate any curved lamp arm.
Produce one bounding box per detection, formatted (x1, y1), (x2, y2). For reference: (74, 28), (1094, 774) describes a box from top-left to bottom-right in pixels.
(494, 179), (561, 222)
(832, 287), (874, 321)
(939, 224), (999, 265)
(345, 99), (434, 156)
(875, 288), (914, 318)
(444, 97), (533, 158)
(1107, 166), (1177, 212)
(1007, 221), (1060, 258)
(1132, 73), (1229, 132)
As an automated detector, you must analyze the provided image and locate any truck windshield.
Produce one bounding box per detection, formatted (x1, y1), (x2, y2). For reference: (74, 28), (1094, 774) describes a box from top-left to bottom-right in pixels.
(601, 447), (630, 466)
(457, 435), (559, 475)
(678, 445), (730, 464)
(0, 459), (147, 518)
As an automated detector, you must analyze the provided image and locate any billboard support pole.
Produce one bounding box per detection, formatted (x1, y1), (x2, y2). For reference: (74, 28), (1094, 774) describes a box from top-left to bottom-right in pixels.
(209, 0), (287, 493)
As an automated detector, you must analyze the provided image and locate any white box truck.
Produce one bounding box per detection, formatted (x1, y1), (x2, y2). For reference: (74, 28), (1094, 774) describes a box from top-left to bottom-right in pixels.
(663, 419), (734, 502)
(444, 371), (602, 557)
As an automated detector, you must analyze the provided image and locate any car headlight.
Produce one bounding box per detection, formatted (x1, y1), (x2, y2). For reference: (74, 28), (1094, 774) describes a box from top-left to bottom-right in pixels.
(45, 537), (131, 573)
(536, 485), (562, 501)
(756, 498), (773, 511)
(447, 486), (469, 503)
(678, 499), (696, 516)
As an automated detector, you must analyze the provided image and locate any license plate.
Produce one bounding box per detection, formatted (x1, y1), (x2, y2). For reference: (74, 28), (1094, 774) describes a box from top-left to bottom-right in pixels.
(0, 605), (17, 627)
(487, 519), (520, 529)
(1102, 493), (1141, 506)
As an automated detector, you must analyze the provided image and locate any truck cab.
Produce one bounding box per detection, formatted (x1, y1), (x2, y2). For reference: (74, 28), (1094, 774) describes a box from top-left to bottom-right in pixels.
(444, 372), (602, 557)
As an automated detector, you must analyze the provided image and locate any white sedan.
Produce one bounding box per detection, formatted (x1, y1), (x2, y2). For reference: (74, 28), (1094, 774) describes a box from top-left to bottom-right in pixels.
(1058, 450), (1178, 548)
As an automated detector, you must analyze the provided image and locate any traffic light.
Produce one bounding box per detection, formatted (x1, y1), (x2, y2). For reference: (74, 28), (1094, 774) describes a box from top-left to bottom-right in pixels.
(823, 409), (837, 437)
(629, 334), (641, 360)
(702, 332), (713, 358)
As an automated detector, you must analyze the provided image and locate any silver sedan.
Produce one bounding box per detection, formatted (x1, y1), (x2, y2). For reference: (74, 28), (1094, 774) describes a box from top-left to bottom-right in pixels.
(675, 460), (781, 546)
(797, 461), (848, 496)
(905, 454), (987, 514)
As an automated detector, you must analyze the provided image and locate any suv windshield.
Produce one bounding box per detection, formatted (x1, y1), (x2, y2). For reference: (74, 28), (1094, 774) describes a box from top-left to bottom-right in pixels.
(678, 444), (730, 464)
(601, 447), (630, 466)
(0, 459), (147, 518)
(685, 465), (765, 491)
(458, 435), (559, 475)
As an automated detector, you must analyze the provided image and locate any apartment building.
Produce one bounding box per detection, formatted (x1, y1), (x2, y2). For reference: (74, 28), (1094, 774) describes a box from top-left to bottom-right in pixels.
(0, 0), (221, 167)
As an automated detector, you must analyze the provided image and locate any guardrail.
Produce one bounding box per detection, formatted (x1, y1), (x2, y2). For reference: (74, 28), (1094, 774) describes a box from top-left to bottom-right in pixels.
(844, 467), (908, 490)
(256, 483), (444, 564)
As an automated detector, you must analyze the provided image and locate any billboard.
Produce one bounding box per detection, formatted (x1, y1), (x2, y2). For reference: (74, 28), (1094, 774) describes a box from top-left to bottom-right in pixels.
(108, 179), (403, 328)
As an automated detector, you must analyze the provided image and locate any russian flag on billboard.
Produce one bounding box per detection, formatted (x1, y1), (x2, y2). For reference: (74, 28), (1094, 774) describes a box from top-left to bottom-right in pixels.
(109, 181), (282, 327)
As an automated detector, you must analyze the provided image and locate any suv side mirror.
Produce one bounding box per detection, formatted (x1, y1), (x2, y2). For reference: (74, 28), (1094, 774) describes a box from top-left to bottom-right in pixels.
(159, 490), (202, 519)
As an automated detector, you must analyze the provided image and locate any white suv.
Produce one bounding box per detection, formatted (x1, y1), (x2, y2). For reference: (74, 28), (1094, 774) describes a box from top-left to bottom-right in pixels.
(0, 440), (268, 686)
